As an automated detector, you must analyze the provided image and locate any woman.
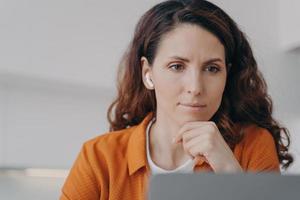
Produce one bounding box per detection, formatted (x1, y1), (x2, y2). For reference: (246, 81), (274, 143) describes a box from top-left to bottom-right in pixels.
(60, 0), (293, 199)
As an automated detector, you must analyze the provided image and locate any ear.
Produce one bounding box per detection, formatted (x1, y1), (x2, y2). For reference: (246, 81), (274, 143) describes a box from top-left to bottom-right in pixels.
(141, 56), (154, 90)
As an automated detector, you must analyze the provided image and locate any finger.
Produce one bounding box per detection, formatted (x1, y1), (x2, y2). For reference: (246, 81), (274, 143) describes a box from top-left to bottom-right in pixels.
(178, 121), (210, 135)
(183, 134), (207, 150)
(174, 122), (211, 143)
(178, 123), (215, 144)
(188, 143), (207, 158)
(181, 129), (208, 144)
(174, 122), (204, 143)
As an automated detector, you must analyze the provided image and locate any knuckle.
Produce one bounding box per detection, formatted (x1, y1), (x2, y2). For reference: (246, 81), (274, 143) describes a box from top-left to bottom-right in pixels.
(208, 126), (215, 133)
(210, 121), (217, 127)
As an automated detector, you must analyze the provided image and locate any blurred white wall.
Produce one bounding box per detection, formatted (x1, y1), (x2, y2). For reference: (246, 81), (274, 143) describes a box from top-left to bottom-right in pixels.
(0, 0), (299, 174)
(0, 73), (115, 168)
(0, 0), (161, 88)
(278, 0), (300, 51)
(0, 84), (6, 166)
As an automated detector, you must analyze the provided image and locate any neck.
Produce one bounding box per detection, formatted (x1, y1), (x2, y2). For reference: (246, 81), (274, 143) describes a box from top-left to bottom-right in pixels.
(149, 110), (191, 169)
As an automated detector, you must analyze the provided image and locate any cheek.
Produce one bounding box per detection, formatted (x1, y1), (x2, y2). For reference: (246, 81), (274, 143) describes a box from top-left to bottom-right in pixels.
(153, 68), (181, 95)
(206, 78), (226, 105)
(153, 74), (181, 108)
(155, 79), (180, 101)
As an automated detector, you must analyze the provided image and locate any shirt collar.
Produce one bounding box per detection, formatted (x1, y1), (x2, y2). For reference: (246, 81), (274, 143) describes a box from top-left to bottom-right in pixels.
(127, 112), (154, 176)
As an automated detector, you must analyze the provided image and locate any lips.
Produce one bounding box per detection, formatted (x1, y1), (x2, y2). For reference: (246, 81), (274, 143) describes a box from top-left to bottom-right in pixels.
(180, 103), (207, 107)
(179, 103), (207, 112)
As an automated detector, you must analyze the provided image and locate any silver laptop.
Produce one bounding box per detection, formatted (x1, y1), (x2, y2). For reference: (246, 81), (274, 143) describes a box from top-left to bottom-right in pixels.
(148, 173), (300, 200)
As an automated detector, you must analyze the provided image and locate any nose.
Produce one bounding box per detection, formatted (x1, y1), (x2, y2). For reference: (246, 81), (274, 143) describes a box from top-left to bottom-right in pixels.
(186, 70), (204, 96)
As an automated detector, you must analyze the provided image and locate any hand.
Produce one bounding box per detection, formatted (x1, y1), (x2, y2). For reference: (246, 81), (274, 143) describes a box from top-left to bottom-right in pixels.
(173, 121), (243, 173)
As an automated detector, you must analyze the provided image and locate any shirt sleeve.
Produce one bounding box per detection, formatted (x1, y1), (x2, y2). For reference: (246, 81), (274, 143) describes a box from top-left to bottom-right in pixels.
(60, 143), (100, 200)
(244, 128), (280, 172)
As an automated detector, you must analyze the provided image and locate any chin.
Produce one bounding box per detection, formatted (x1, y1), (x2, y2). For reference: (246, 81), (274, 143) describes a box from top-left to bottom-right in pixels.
(175, 104), (213, 122)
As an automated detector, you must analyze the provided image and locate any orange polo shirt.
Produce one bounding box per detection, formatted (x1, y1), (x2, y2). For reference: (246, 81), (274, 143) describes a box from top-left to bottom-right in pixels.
(60, 112), (280, 200)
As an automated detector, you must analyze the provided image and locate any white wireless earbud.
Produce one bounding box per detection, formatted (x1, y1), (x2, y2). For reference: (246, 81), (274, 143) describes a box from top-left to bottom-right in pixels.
(145, 73), (154, 88)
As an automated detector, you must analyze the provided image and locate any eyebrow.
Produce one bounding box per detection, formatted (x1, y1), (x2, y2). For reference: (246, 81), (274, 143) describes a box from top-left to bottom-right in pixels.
(168, 56), (225, 65)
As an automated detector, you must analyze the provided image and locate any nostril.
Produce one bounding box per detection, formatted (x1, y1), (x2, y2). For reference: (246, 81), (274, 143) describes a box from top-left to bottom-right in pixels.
(187, 88), (202, 96)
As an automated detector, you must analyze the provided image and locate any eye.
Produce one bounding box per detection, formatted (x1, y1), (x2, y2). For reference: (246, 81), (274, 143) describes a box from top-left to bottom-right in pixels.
(169, 63), (184, 72)
(205, 65), (220, 73)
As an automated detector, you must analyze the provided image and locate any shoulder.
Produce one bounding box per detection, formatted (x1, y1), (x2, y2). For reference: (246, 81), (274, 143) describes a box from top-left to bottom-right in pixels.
(70, 126), (140, 180)
(61, 125), (143, 199)
(239, 124), (276, 148)
(234, 124), (280, 171)
(82, 126), (137, 157)
(81, 112), (153, 157)
(236, 124), (277, 156)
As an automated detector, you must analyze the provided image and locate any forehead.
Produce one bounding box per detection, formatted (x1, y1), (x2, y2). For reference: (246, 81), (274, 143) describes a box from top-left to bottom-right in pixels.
(154, 23), (225, 63)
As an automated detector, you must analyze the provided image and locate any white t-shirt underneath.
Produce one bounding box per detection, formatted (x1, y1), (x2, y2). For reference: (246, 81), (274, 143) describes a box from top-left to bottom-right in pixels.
(146, 117), (195, 175)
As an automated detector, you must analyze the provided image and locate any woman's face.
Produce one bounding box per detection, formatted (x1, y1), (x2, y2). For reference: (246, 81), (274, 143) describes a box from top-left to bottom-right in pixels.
(141, 23), (227, 126)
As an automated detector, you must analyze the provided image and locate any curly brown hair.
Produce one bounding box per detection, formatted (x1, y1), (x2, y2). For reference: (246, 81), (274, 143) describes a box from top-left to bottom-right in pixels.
(107, 0), (293, 169)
